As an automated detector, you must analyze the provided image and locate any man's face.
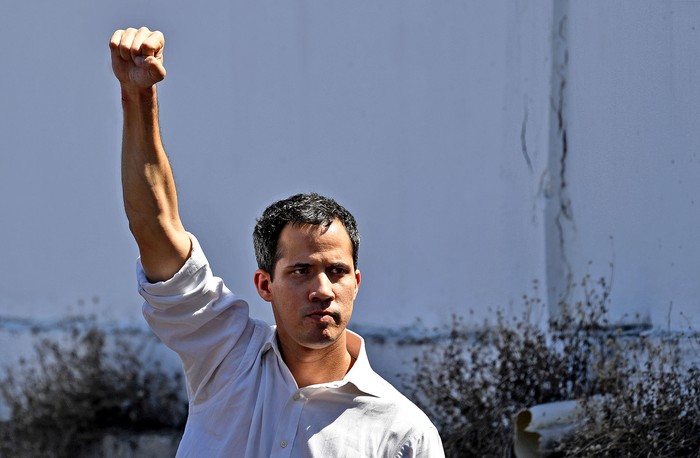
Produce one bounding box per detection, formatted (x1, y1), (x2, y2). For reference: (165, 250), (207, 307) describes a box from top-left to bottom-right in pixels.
(254, 219), (361, 352)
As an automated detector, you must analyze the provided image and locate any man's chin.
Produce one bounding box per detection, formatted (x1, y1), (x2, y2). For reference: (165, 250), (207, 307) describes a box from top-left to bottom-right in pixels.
(302, 329), (346, 349)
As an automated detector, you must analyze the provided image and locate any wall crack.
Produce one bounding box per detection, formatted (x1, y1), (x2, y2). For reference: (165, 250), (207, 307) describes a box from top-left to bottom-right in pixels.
(521, 101), (533, 174)
(546, 4), (577, 314)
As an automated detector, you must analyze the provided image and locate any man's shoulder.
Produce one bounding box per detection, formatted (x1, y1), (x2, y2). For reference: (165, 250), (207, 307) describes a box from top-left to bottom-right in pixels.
(359, 373), (444, 455)
(352, 363), (437, 432)
(381, 377), (434, 422)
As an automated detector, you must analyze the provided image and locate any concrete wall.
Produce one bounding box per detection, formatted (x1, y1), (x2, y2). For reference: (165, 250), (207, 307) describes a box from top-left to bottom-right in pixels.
(1, 1), (698, 390)
(557, 1), (700, 329)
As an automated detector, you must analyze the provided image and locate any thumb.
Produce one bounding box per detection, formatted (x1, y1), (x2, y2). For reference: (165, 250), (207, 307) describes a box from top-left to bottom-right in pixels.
(143, 56), (167, 82)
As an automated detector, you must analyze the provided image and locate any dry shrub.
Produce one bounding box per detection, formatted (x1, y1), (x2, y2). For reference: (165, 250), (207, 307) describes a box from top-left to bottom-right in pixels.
(407, 276), (700, 458)
(0, 319), (186, 457)
(559, 332), (700, 457)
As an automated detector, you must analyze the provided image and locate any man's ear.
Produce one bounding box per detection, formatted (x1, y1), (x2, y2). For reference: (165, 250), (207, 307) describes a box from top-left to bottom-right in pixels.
(354, 269), (361, 299)
(254, 269), (273, 302)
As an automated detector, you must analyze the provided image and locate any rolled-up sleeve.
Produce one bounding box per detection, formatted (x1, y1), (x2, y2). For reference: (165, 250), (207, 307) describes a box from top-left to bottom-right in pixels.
(138, 233), (256, 403)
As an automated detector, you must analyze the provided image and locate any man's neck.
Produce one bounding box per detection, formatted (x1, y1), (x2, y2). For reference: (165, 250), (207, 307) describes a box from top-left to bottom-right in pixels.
(277, 332), (356, 388)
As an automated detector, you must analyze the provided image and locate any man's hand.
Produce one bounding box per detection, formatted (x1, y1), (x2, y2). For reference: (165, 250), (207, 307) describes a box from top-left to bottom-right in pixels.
(109, 27), (166, 89)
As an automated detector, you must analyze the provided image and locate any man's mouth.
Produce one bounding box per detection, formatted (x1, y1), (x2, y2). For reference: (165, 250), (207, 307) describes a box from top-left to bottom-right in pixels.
(306, 310), (338, 323)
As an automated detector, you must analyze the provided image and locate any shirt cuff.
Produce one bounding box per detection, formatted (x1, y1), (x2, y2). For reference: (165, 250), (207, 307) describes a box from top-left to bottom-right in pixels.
(136, 232), (208, 297)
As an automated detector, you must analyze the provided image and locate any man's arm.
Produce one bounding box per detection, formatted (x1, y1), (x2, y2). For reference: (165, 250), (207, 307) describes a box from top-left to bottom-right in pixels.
(110, 27), (191, 282)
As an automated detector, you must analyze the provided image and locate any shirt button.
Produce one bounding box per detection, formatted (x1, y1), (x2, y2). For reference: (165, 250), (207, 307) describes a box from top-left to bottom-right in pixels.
(293, 393), (302, 401)
(280, 440), (288, 448)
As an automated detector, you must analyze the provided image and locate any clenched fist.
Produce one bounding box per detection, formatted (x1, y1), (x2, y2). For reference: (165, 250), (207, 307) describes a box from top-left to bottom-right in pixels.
(109, 27), (166, 89)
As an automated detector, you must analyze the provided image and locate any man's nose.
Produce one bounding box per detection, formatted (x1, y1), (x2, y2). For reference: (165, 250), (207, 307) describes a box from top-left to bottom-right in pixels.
(309, 273), (335, 302)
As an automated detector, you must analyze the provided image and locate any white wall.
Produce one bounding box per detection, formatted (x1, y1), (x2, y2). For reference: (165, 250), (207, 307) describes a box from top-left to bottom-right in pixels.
(0, 1), (697, 384)
(556, 1), (700, 329)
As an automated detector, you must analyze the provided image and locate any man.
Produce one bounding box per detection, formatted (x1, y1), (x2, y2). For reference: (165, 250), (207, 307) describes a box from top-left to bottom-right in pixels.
(110, 26), (444, 457)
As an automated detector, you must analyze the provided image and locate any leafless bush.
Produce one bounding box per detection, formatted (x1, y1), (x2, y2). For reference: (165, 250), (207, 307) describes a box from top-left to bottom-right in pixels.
(558, 331), (700, 458)
(406, 276), (699, 457)
(0, 320), (186, 457)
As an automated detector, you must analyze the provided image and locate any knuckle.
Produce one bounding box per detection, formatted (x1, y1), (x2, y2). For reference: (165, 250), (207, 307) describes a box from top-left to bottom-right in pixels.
(109, 30), (124, 46)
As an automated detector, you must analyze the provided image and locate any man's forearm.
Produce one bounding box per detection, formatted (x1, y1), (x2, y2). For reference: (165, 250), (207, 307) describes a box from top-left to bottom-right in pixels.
(121, 86), (175, 231)
(120, 85), (190, 281)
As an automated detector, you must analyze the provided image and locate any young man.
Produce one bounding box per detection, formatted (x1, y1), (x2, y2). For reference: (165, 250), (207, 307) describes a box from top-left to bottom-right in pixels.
(110, 27), (444, 457)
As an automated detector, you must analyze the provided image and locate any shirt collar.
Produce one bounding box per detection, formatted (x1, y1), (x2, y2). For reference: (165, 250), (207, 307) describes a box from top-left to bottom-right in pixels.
(343, 329), (394, 398)
(261, 326), (392, 398)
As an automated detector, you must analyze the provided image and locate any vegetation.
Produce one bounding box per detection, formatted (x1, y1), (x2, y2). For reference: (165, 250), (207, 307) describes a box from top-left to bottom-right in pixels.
(559, 331), (700, 457)
(0, 319), (187, 457)
(406, 276), (700, 457)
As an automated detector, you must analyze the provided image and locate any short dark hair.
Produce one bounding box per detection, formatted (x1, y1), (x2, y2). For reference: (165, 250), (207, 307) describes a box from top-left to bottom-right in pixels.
(253, 193), (360, 276)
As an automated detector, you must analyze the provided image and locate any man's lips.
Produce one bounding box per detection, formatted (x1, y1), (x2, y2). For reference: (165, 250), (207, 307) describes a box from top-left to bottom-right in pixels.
(306, 310), (338, 323)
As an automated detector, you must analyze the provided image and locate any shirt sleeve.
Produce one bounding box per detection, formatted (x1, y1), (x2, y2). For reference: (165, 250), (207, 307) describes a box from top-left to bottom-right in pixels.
(394, 426), (445, 458)
(138, 233), (257, 403)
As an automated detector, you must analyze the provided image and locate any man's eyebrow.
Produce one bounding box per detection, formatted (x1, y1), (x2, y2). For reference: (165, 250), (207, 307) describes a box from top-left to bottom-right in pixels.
(330, 262), (352, 269)
(284, 261), (351, 269)
(285, 262), (312, 269)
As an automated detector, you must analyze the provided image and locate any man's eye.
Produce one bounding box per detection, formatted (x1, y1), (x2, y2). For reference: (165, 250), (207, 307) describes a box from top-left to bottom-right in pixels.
(330, 267), (348, 275)
(292, 268), (309, 275)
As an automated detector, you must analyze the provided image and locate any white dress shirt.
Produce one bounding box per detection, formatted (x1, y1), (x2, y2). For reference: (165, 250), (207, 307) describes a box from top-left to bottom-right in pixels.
(138, 234), (444, 458)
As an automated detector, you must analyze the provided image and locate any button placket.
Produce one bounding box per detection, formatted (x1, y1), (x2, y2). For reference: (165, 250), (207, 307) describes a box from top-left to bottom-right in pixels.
(270, 392), (306, 458)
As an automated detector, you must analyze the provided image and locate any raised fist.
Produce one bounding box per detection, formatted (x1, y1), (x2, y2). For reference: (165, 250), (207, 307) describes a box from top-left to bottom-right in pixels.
(109, 27), (166, 89)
